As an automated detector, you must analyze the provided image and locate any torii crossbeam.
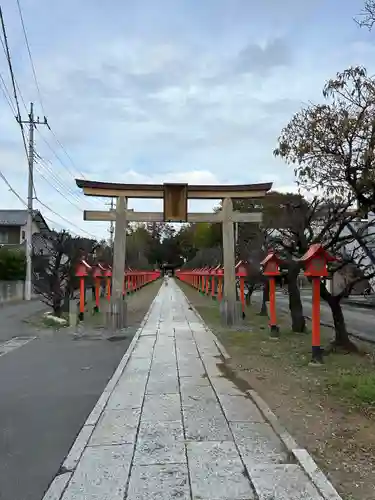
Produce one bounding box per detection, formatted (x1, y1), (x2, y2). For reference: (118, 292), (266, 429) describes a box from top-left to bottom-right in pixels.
(76, 179), (272, 329)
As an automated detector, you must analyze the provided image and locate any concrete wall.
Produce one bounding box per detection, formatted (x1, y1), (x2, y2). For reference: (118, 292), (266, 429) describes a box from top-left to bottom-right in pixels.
(0, 281), (25, 303)
(20, 221), (40, 243)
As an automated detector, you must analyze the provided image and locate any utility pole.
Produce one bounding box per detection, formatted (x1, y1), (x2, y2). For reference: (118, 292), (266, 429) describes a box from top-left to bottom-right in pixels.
(19, 102), (49, 300)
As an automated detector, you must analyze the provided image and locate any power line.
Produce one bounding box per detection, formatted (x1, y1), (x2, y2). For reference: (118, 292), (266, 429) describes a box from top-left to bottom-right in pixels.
(0, 167), (96, 238)
(34, 153), (89, 209)
(36, 127), (79, 180)
(11, 3), (105, 209)
(42, 214), (82, 237)
(48, 126), (87, 179)
(12, 3), (91, 185)
(0, 164), (100, 242)
(35, 198), (97, 239)
(15, 0), (46, 114)
(0, 71), (17, 115)
(0, 168), (27, 206)
(0, 7), (28, 157)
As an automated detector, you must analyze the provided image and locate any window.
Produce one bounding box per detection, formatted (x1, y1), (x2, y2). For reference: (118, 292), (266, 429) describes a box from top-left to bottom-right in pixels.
(21, 230), (25, 241)
(0, 231), (8, 243)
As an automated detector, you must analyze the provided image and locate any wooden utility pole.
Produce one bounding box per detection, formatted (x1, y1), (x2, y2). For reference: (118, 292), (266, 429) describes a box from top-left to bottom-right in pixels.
(18, 103), (49, 300)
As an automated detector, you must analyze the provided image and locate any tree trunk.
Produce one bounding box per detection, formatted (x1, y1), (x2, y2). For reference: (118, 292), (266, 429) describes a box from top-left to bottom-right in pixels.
(259, 281), (268, 316)
(53, 301), (62, 317)
(320, 283), (358, 352)
(327, 296), (358, 351)
(245, 284), (255, 305)
(287, 265), (306, 333)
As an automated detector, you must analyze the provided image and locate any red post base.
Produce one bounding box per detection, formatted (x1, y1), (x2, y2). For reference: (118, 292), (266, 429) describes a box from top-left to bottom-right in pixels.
(269, 324), (280, 338)
(310, 345), (324, 364)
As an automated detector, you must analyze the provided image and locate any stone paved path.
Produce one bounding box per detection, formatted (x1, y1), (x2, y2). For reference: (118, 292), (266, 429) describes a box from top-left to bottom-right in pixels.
(46, 280), (330, 500)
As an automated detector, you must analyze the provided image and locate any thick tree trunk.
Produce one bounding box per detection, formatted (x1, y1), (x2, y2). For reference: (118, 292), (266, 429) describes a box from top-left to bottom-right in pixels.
(53, 301), (62, 317)
(320, 283), (358, 352)
(287, 265), (306, 333)
(328, 296), (358, 351)
(259, 281), (268, 316)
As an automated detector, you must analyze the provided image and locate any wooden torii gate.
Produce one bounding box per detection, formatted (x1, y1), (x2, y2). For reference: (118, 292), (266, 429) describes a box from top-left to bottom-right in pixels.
(76, 179), (272, 329)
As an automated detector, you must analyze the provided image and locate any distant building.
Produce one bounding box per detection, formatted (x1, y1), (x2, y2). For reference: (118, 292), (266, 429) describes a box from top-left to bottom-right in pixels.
(0, 209), (52, 256)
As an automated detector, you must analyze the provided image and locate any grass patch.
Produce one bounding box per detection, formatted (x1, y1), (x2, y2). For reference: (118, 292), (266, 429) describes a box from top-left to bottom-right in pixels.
(181, 282), (375, 412)
(179, 280), (375, 500)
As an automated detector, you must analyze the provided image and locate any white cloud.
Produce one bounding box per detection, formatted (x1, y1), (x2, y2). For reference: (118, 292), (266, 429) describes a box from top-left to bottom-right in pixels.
(1, 0), (375, 241)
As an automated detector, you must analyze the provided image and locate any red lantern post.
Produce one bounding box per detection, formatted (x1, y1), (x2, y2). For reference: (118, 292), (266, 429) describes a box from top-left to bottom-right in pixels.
(300, 244), (335, 364)
(260, 252), (282, 337)
(235, 261), (248, 318)
(75, 260), (92, 321)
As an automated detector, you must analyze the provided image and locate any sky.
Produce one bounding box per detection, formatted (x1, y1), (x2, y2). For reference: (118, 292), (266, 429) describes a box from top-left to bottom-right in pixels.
(1, 0), (375, 241)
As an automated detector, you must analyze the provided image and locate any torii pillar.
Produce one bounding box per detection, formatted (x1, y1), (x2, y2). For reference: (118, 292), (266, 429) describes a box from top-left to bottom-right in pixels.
(75, 179), (272, 329)
(108, 196), (128, 329)
(222, 197), (238, 325)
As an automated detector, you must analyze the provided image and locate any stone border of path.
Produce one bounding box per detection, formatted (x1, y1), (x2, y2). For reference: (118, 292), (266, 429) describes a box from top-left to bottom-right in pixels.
(182, 290), (343, 500)
(41, 292), (158, 500)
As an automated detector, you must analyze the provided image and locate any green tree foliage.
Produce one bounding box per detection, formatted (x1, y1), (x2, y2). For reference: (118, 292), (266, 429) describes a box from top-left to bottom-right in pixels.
(0, 247), (26, 281)
(274, 66), (375, 213)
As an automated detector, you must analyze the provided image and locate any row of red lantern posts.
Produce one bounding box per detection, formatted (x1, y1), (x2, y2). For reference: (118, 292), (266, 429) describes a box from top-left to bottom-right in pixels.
(175, 261), (249, 317)
(176, 244), (335, 364)
(75, 260), (161, 320)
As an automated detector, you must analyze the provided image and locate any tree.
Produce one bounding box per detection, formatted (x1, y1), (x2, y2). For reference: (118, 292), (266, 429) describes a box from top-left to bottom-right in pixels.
(356, 0), (375, 29)
(234, 192), (308, 330)
(0, 247), (26, 281)
(33, 231), (98, 316)
(274, 66), (375, 213)
(271, 196), (375, 350)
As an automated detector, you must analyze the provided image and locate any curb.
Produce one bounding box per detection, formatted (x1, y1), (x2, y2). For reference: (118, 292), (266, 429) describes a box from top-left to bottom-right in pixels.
(41, 289), (160, 500)
(255, 295), (375, 345)
(179, 282), (342, 499)
(247, 389), (343, 500)
(342, 299), (375, 310)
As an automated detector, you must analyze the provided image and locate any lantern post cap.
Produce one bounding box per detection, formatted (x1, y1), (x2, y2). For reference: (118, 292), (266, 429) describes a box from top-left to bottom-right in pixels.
(260, 251), (282, 277)
(299, 243), (335, 263)
(300, 243), (336, 278)
(75, 259), (92, 277)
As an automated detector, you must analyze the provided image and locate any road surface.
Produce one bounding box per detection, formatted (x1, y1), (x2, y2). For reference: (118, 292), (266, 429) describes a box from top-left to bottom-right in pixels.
(0, 301), (134, 500)
(0, 299), (47, 343)
(252, 290), (375, 343)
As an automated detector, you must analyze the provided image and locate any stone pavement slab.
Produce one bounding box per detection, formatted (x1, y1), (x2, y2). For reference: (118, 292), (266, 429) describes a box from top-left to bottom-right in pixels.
(46, 280), (339, 500)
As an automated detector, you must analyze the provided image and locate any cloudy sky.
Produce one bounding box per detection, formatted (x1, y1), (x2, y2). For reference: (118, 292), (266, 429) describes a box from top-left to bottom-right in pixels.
(0, 0), (374, 240)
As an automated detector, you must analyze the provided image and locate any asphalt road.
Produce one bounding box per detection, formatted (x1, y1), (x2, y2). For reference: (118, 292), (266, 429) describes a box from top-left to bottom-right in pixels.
(252, 290), (375, 343)
(0, 316), (132, 500)
(0, 299), (47, 343)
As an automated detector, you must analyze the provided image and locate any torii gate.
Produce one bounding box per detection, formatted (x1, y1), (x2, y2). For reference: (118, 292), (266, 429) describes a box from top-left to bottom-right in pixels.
(76, 179), (272, 329)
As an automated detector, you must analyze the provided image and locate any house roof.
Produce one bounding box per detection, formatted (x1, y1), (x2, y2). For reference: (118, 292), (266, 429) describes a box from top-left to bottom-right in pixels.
(0, 210), (50, 233)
